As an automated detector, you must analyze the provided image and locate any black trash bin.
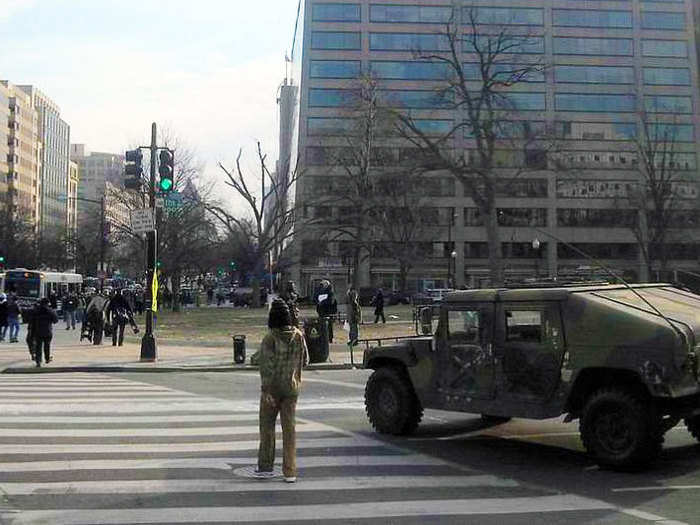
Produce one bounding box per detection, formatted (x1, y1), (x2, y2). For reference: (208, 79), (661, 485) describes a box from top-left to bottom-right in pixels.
(233, 335), (246, 364)
(303, 317), (329, 364)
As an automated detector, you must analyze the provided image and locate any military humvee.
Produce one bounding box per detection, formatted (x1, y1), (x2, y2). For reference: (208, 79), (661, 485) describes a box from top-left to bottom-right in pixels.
(363, 284), (700, 470)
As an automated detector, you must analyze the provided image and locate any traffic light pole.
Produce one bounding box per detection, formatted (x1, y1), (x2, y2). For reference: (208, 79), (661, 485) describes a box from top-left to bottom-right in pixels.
(140, 122), (158, 361)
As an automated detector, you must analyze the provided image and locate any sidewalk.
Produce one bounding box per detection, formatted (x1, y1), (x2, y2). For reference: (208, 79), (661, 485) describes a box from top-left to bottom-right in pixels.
(0, 336), (362, 374)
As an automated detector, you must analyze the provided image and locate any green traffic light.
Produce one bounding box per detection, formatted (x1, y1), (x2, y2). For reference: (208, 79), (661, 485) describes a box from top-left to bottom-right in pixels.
(159, 178), (173, 191)
(0, 256), (5, 263)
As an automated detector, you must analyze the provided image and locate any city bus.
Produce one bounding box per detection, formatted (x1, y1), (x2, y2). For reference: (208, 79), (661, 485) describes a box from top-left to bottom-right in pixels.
(2, 268), (83, 314)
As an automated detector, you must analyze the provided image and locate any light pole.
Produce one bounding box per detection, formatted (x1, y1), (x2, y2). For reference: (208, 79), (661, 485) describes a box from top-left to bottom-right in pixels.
(446, 209), (456, 288)
(532, 238), (541, 278)
(450, 250), (457, 288)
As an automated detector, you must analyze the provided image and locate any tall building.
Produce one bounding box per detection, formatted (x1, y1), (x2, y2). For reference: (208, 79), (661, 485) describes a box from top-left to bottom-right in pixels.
(1, 80), (41, 225)
(67, 160), (79, 237)
(0, 82), (10, 199)
(293, 0), (700, 294)
(19, 86), (71, 236)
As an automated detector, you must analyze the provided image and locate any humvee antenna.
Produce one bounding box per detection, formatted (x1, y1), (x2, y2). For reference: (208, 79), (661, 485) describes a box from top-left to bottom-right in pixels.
(533, 227), (686, 343)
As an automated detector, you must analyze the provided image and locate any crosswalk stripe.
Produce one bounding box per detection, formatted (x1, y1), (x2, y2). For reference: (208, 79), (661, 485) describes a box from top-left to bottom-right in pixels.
(0, 475), (519, 495)
(0, 414), (255, 423)
(0, 454), (443, 472)
(7, 495), (615, 524)
(0, 421), (323, 437)
(0, 386), (179, 392)
(0, 392), (201, 398)
(0, 436), (379, 454)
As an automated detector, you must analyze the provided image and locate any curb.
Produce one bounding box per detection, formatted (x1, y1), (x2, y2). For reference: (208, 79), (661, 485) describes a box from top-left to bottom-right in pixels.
(1, 362), (357, 374)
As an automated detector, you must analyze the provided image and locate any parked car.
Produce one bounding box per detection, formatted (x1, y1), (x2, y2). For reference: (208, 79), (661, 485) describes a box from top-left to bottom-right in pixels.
(388, 291), (412, 305)
(413, 288), (454, 304)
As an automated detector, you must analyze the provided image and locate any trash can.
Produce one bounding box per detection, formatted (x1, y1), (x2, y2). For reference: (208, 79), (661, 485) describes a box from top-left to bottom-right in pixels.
(303, 317), (329, 364)
(233, 335), (246, 364)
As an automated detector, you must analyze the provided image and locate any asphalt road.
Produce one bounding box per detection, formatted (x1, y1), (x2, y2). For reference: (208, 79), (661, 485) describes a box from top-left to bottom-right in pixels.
(0, 369), (699, 524)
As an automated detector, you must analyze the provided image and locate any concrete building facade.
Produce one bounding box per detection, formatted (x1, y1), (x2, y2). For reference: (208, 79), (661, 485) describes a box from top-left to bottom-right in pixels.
(1, 81), (41, 225)
(294, 0), (700, 294)
(19, 86), (71, 235)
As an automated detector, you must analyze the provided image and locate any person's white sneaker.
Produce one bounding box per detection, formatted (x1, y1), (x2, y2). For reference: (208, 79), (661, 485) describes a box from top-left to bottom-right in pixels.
(284, 476), (297, 483)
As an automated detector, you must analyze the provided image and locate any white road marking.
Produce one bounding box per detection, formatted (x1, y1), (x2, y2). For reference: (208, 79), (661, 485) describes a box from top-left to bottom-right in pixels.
(619, 508), (689, 524)
(0, 421), (322, 437)
(0, 475), (519, 495)
(0, 436), (380, 454)
(0, 414), (255, 424)
(0, 454), (443, 472)
(613, 485), (700, 493)
(7, 495), (615, 524)
(302, 377), (366, 390)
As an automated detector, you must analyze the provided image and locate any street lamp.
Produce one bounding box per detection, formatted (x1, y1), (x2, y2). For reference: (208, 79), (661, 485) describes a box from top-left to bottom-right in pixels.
(59, 194), (106, 289)
(450, 250), (457, 288)
(446, 208), (456, 288)
(532, 238), (541, 278)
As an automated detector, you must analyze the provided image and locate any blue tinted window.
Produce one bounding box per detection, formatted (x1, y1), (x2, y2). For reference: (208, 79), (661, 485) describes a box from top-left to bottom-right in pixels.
(557, 121), (637, 140)
(465, 7), (543, 25)
(555, 93), (636, 112)
(553, 9), (632, 28)
(370, 61), (451, 80)
(463, 63), (544, 82)
(554, 37), (633, 56)
(641, 11), (685, 30)
(647, 123), (694, 142)
(370, 5), (453, 23)
(412, 119), (454, 136)
(309, 89), (358, 107)
(645, 95), (692, 113)
(642, 39), (687, 57)
(643, 68), (690, 85)
(465, 120), (545, 139)
(308, 118), (356, 135)
(370, 33), (449, 51)
(554, 66), (634, 84)
(499, 93), (546, 111)
(310, 60), (361, 78)
(311, 31), (361, 50)
(312, 3), (361, 22)
(463, 35), (544, 54)
(380, 90), (453, 109)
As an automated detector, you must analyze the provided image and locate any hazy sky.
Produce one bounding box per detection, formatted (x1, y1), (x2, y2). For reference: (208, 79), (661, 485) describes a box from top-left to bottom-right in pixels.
(1, 0), (302, 193)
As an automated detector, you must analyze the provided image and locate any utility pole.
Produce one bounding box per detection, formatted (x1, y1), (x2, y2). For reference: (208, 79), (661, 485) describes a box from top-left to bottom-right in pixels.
(99, 195), (106, 291)
(140, 122), (158, 361)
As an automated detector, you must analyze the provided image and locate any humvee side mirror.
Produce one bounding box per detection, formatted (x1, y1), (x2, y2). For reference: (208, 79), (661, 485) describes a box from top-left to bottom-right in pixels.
(419, 307), (433, 335)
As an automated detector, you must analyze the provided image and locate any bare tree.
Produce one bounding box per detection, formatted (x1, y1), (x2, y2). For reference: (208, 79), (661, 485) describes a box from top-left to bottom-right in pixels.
(394, 7), (557, 286)
(210, 142), (299, 308)
(0, 193), (37, 268)
(627, 113), (690, 281)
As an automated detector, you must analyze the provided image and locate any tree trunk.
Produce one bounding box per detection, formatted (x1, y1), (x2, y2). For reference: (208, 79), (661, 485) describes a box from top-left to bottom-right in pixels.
(171, 270), (181, 312)
(251, 277), (261, 308)
(484, 196), (503, 287)
(398, 261), (409, 293)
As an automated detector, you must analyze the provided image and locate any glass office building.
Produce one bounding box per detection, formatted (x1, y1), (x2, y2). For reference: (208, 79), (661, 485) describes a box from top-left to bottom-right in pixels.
(293, 0), (700, 293)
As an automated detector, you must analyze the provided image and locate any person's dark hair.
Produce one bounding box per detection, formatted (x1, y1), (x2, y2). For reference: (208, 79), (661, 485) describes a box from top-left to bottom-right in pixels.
(268, 298), (292, 329)
(39, 297), (50, 306)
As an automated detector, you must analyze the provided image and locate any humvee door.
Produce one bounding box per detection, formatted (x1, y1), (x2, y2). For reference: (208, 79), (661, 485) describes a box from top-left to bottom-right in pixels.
(437, 303), (496, 400)
(496, 302), (565, 403)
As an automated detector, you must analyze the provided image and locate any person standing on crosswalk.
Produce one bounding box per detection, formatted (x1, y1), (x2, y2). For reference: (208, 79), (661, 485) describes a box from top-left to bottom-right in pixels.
(255, 298), (309, 483)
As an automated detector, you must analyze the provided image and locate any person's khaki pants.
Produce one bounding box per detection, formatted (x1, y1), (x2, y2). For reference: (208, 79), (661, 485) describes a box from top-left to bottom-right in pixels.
(257, 392), (298, 477)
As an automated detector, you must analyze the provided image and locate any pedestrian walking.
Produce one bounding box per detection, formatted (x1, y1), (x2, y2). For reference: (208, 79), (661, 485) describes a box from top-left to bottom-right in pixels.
(280, 280), (300, 327)
(7, 295), (21, 343)
(107, 290), (137, 347)
(372, 288), (386, 324)
(0, 293), (8, 342)
(49, 291), (58, 310)
(254, 298), (309, 483)
(346, 287), (362, 348)
(63, 292), (78, 330)
(31, 297), (58, 367)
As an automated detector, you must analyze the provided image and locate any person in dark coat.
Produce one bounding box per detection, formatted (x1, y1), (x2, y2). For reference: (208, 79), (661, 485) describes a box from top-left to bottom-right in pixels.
(7, 295), (21, 343)
(49, 291), (58, 310)
(280, 280), (300, 328)
(31, 298), (58, 367)
(316, 280), (337, 343)
(107, 290), (137, 346)
(372, 288), (386, 324)
(0, 293), (8, 342)
(63, 292), (78, 330)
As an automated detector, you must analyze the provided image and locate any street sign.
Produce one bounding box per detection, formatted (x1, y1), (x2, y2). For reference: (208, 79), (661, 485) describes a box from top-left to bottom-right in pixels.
(130, 208), (155, 234)
(163, 192), (183, 210)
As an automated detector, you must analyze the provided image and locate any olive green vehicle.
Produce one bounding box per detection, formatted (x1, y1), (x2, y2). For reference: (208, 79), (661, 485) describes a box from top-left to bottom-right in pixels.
(363, 284), (700, 470)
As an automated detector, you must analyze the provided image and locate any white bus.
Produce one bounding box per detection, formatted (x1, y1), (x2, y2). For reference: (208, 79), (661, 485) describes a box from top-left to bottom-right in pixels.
(2, 268), (83, 312)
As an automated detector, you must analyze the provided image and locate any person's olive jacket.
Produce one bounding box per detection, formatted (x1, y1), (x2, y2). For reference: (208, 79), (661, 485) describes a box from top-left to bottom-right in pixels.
(257, 327), (309, 397)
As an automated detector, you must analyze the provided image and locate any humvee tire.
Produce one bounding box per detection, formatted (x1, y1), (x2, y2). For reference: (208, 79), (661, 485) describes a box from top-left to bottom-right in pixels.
(685, 416), (700, 442)
(365, 367), (423, 435)
(580, 387), (662, 470)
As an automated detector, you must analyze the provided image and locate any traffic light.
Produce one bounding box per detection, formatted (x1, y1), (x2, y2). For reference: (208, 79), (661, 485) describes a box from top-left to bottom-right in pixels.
(0, 255), (5, 269)
(158, 149), (174, 193)
(124, 149), (143, 190)
(229, 261), (236, 270)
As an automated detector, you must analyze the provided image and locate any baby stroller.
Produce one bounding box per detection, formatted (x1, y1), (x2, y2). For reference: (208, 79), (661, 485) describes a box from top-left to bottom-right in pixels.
(80, 295), (109, 345)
